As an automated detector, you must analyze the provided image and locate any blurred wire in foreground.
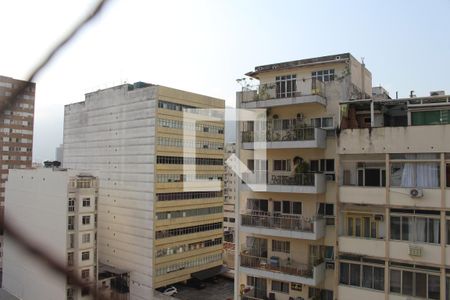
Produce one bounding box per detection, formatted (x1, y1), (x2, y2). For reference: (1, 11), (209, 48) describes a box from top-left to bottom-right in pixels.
(0, 0), (112, 299)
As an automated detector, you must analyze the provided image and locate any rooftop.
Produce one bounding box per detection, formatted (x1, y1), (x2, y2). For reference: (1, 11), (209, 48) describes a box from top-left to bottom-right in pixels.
(246, 53), (352, 78)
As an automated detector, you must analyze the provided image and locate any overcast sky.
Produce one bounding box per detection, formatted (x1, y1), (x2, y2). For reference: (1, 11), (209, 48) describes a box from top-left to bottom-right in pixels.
(1, 0), (450, 162)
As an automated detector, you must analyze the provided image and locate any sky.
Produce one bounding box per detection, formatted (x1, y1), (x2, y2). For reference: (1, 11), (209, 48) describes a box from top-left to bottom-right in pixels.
(1, 0), (449, 162)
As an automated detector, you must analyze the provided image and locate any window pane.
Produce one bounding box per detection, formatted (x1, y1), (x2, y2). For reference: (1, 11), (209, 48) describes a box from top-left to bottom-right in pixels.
(428, 218), (440, 244)
(415, 218), (427, 243)
(282, 201), (290, 214)
(363, 217), (371, 238)
(401, 216), (412, 241)
(402, 271), (413, 296)
(362, 265), (373, 289)
(340, 263), (349, 285)
(292, 202), (301, 215)
(350, 264), (361, 286)
(391, 216), (401, 240)
(373, 267), (384, 291)
(415, 272), (427, 298)
(428, 274), (440, 299)
(390, 270), (401, 293)
(347, 218), (354, 236)
(355, 218), (361, 237)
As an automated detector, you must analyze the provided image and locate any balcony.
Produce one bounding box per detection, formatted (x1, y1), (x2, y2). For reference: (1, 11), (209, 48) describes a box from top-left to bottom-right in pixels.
(242, 172), (326, 194)
(237, 79), (326, 109)
(241, 213), (325, 240)
(241, 127), (326, 149)
(240, 252), (325, 286)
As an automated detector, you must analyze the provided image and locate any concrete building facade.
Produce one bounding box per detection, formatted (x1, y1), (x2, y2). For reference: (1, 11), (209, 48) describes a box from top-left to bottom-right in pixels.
(63, 83), (225, 299)
(2, 168), (98, 300)
(236, 53), (450, 300)
(0, 76), (35, 269)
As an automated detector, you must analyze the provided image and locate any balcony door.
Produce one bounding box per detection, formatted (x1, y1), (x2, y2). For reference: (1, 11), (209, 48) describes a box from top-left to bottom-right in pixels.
(246, 237), (268, 258)
(357, 168), (386, 187)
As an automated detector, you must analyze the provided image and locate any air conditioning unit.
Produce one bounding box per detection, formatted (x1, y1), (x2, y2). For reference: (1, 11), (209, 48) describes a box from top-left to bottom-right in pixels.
(374, 214), (384, 221)
(410, 188), (423, 198)
(409, 245), (423, 257)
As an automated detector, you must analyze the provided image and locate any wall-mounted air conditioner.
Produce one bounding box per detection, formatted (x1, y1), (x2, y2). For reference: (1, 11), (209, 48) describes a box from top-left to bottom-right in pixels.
(410, 188), (423, 198)
(409, 245), (423, 257)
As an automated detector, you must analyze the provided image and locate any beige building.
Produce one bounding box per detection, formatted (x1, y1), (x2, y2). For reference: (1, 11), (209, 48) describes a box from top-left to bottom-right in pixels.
(236, 53), (450, 300)
(0, 75), (35, 270)
(2, 167), (98, 300)
(63, 82), (225, 299)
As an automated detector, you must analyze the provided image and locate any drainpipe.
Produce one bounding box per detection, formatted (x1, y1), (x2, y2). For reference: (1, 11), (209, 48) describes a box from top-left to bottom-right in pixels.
(361, 58), (366, 99)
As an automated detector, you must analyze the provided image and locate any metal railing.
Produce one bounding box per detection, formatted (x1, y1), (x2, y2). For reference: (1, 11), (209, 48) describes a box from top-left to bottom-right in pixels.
(240, 252), (313, 278)
(242, 172), (316, 186)
(241, 213), (315, 232)
(242, 127), (315, 143)
(239, 78), (325, 103)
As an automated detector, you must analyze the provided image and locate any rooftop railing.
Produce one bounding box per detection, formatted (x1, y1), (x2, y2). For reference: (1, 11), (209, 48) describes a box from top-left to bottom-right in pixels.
(239, 78), (325, 103)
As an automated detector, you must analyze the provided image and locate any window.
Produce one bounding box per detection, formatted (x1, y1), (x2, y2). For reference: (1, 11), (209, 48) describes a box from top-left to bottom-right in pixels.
(346, 214), (383, 239)
(275, 75), (297, 98)
(390, 267), (440, 299)
(82, 198), (90, 207)
(318, 203), (334, 216)
(81, 269), (90, 280)
(390, 212), (440, 244)
(68, 198), (75, 212)
(411, 110), (450, 126)
(81, 287), (90, 296)
(82, 233), (90, 244)
(81, 251), (90, 261)
(275, 200), (301, 215)
(273, 159), (291, 171)
(155, 222), (222, 239)
(272, 240), (290, 253)
(82, 216), (91, 225)
(156, 191), (222, 201)
(312, 69), (335, 82)
(68, 216), (75, 230)
(247, 198), (268, 213)
(67, 252), (74, 266)
(310, 117), (334, 129)
(390, 154), (440, 188)
(272, 280), (289, 293)
(340, 262), (384, 291)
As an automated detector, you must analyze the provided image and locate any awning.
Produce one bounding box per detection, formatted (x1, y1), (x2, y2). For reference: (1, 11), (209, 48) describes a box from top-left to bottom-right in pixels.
(191, 265), (227, 281)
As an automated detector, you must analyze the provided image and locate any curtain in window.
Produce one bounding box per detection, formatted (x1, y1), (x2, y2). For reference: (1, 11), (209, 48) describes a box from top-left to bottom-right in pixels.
(416, 153), (439, 188)
(401, 154), (416, 187)
(429, 218), (440, 244)
(349, 264), (361, 286)
(415, 217), (427, 242)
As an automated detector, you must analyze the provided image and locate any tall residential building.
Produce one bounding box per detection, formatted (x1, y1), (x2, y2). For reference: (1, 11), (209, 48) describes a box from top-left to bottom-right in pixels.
(224, 142), (237, 241)
(63, 82), (225, 299)
(236, 53), (371, 300)
(236, 53), (450, 300)
(2, 167), (98, 300)
(0, 75), (35, 270)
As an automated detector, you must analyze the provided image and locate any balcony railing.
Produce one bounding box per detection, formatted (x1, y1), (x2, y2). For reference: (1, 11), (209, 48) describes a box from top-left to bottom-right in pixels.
(242, 127), (315, 143)
(239, 79), (325, 103)
(243, 172), (316, 186)
(240, 252), (314, 278)
(241, 213), (315, 232)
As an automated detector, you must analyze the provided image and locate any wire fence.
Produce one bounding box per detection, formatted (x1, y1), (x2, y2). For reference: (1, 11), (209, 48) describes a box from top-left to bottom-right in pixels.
(0, 0), (111, 299)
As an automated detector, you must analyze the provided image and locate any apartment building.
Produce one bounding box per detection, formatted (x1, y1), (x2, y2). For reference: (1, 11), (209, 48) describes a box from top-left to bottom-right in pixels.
(63, 82), (225, 299)
(2, 167), (98, 300)
(0, 75), (35, 269)
(236, 53), (371, 300)
(224, 142), (237, 241)
(237, 53), (450, 300)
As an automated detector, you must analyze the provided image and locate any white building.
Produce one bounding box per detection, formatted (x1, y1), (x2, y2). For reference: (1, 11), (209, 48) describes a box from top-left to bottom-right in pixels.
(63, 82), (225, 299)
(224, 142), (237, 240)
(2, 167), (98, 300)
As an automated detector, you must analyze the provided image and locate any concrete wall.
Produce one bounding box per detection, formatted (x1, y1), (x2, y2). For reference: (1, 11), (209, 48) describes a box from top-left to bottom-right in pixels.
(3, 169), (69, 300)
(64, 85), (157, 300)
